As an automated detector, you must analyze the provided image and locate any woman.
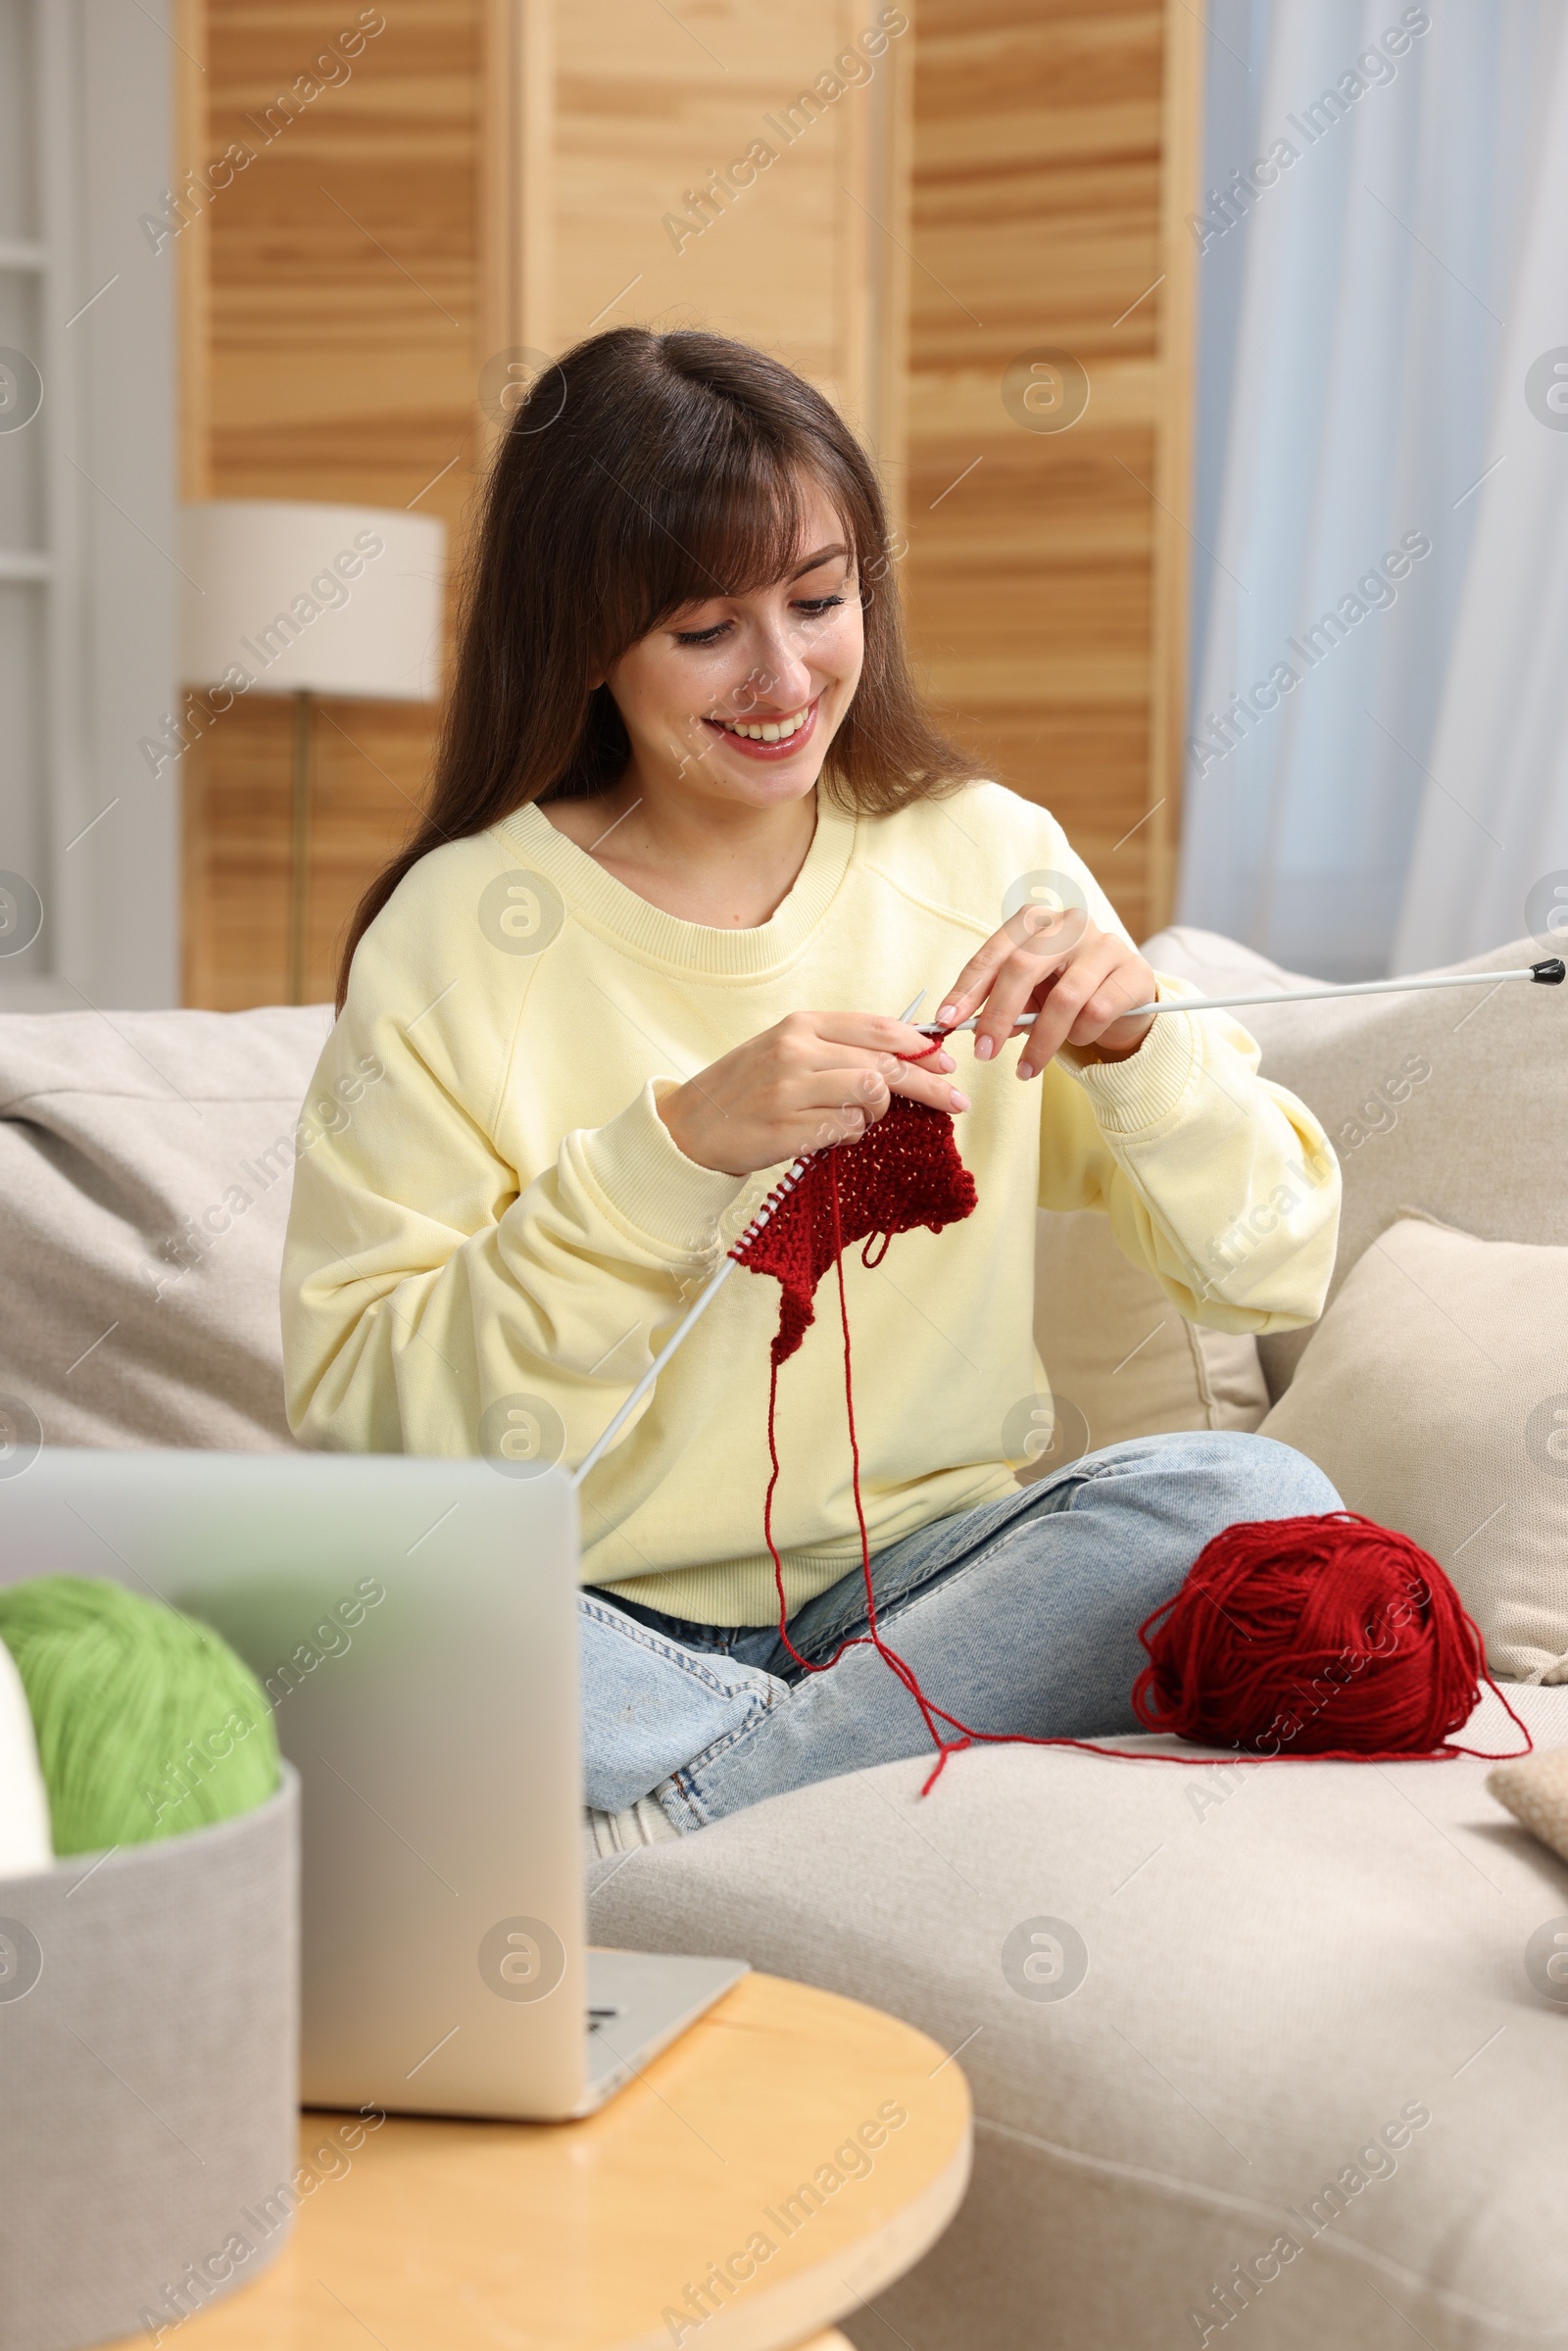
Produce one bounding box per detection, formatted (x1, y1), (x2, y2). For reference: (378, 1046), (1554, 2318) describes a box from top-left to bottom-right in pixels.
(282, 326), (1342, 1845)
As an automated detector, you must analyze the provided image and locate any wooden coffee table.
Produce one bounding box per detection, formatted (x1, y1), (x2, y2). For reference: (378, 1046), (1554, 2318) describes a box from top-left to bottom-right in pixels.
(111, 1970), (972, 2351)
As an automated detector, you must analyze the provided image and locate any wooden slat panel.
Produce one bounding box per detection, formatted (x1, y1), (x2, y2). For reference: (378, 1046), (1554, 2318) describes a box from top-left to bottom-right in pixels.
(182, 693), (434, 1012)
(904, 0), (1198, 943)
(185, 0), (911, 1007)
(185, 1), (484, 1007)
(1148, 0), (1203, 930)
(183, 0), (1198, 1002)
(541, 0), (909, 455)
(175, 0), (212, 504)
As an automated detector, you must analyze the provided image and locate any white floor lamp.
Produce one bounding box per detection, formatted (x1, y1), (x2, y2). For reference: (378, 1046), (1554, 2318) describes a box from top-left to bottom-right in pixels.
(179, 501), (446, 1004)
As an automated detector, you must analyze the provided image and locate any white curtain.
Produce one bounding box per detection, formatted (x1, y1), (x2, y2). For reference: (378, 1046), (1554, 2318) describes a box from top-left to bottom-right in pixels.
(1394, 24), (1568, 967)
(1180, 1), (1566, 979)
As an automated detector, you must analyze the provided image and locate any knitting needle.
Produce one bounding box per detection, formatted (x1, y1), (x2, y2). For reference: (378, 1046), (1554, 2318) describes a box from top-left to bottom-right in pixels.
(572, 1250), (734, 1489)
(570, 993), (934, 1487)
(570, 1158), (809, 1487)
(916, 958), (1565, 1033)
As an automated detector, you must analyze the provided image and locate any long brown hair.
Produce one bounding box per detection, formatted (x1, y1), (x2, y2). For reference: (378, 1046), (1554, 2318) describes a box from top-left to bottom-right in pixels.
(336, 326), (970, 1008)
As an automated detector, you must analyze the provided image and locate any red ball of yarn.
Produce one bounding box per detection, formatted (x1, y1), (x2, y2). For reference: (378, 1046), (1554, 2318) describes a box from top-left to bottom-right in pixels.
(1131, 1511), (1491, 1760)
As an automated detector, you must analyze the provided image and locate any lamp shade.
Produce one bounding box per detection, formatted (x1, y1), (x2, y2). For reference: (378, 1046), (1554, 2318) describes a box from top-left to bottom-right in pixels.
(179, 501), (445, 700)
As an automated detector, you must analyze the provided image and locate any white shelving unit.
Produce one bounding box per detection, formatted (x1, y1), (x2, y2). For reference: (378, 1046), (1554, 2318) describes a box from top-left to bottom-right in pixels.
(0, 0), (178, 1010)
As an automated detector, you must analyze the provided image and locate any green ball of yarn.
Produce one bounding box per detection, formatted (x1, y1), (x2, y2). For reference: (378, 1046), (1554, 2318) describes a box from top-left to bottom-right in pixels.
(0, 1576), (279, 1856)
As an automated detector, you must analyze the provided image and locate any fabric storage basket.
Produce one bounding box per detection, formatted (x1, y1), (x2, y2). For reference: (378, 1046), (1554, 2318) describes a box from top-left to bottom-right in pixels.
(0, 1766), (299, 2351)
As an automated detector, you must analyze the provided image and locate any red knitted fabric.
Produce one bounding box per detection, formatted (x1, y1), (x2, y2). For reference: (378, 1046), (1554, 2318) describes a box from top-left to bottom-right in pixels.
(740, 1093), (978, 1365)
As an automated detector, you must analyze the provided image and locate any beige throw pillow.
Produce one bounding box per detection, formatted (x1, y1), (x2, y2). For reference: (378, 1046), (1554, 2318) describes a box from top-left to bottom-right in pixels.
(1145, 927), (1568, 1404)
(1260, 1216), (1568, 1683)
(1033, 1206), (1269, 1464)
(0, 1004), (331, 1452)
(1028, 925), (1280, 1465)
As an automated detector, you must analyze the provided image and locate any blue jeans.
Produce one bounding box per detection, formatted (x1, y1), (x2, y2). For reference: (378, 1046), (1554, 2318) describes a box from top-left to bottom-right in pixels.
(579, 1431), (1341, 1831)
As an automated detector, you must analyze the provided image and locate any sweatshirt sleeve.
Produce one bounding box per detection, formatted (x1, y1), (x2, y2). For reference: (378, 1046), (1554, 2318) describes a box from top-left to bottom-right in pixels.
(281, 966), (748, 1468)
(1025, 834), (1341, 1336)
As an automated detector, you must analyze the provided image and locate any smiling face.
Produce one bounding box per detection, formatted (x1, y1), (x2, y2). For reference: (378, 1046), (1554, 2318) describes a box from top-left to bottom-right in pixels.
(601, 478), (864, 812)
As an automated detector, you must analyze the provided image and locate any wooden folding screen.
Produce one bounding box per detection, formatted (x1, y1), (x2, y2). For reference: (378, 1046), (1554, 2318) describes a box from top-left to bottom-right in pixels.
(179, 0), (1197, 1004)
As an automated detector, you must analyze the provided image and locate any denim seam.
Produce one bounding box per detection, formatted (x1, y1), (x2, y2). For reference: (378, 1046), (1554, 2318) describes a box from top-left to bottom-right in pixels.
(578, 1595), (778, 1704)
(660, 1769), (710, 1832)
(662, 1685), (792, 1829)
(791, 1510), (1035, 1653)
(793, 1463), (1114, 1656)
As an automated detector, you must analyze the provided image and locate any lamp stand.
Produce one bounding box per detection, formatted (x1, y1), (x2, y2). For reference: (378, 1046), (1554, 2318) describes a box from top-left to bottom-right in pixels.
(287, 688), (314, 1005)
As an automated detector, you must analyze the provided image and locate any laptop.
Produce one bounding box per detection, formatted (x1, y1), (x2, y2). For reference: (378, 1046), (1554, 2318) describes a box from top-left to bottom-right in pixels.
(0, 1450), (747, 2120)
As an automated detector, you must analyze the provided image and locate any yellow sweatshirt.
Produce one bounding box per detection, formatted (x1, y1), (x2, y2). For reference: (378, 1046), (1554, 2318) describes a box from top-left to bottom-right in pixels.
(282, 782), (1340, 1623)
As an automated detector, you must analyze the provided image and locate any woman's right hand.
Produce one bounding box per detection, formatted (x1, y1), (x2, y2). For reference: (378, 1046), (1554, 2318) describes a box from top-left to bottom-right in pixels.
(656, 1011), (970, 1177)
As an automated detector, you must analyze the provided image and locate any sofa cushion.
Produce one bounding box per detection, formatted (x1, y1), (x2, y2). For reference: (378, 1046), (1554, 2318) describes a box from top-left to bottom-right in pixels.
(590, 1682), (1568, 2351)
(1032, 1206), (1268, 1459)
(1143, 928), (1568, 1398)
(0, 1005), (331, 1452)
(1259, 1215), (1568, 1684)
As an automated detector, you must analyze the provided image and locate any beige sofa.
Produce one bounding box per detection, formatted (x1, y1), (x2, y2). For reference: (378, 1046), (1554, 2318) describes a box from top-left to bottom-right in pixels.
(2, 929), (1565, 2351)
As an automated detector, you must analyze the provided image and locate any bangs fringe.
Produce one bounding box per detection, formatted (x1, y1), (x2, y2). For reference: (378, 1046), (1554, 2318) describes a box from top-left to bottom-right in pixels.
(597, 412), (869, 659)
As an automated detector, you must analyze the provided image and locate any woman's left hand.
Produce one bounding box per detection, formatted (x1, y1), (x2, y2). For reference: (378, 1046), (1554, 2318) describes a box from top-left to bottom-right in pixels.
(935, 908), (1158, 1076)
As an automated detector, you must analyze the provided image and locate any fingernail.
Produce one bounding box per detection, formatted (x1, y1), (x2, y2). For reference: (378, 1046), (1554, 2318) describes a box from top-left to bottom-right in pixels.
(937, 1052), (956, 1072)
(950, 1089), (970, 1111)
(975, 1036), (994, 1061)
(1016, 1061), (1033, 1081)
(937, 1004), (957, 1024)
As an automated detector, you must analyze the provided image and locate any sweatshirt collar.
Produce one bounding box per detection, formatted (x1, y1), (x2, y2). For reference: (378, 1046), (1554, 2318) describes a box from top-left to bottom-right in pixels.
(496, 792), (858, 978)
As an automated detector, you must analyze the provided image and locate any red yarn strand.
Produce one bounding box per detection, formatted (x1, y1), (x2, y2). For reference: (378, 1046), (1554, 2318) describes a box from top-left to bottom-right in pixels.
(738, 1080), (1531, 1788)
(762, 1152), (966, 1772)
